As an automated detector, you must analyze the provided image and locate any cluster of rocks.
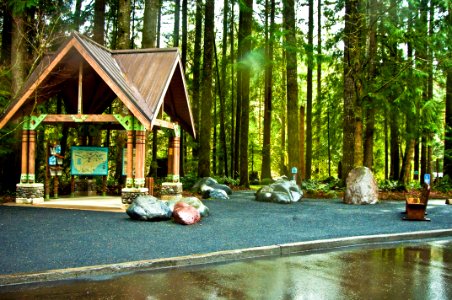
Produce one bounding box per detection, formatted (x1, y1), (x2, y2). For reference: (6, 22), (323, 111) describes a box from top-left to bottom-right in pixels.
(255, 178), (303, 204)
(126, 195), (208, 225)
(192, 177), (233, 200)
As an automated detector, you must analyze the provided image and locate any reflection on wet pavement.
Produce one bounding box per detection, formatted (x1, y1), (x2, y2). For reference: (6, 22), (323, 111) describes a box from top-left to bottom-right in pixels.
(1, 239), (451, 299)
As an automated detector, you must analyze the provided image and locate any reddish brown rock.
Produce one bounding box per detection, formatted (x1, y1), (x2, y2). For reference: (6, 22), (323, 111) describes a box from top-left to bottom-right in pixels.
(172, 202), (201, 225)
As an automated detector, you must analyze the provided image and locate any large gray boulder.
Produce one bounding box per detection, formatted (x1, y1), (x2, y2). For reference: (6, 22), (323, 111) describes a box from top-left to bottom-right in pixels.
(165, 197), (209, 217)
(344, 167), (378, 205)
(255, 178), (303, 204)
(193, 177), (232, 200)
(126, 196), (172, 221)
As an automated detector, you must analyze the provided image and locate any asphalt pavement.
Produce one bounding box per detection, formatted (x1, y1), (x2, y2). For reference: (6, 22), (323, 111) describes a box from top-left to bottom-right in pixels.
(0, 191), (451, 284)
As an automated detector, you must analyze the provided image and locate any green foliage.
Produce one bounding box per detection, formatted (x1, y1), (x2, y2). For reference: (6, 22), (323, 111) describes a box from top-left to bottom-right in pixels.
(260, 177), (274, 185)
(181, 174), (199, 190)
(213, 176), (239, 187)
(301, 177), (343, 194)
(433, 175), (452, 192)
(377, 180), (406, 192)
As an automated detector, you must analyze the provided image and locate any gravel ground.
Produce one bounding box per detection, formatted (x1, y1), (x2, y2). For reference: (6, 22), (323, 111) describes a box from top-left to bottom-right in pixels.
(0, 191), (451, 275)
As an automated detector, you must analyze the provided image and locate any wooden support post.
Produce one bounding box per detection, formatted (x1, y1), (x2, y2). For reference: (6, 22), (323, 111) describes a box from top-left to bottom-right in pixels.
(53, 175), (59, 198)
(126, 130), (134, 187)
(78, 61), (83, 114)
(45, 143), (50, 200)
(71, 175), (75, 197)
(167, 137), (174, 180)
(28, 130), (36, 183)
(102, 175), (107, 196)
(172, 136), (180, 182)
(146, 177), (154, 195)
(167, 136), (180, 182)
(20, 129), (29, 183)
(135, 130), (146, 188)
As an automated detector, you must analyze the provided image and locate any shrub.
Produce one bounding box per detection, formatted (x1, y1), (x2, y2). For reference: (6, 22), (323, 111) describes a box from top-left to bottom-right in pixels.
(433, 175), (452, 192)
(260, 178), (274, 185)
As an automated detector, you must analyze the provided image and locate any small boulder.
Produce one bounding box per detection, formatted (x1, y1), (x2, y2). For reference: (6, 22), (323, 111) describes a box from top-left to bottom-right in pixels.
(208, 189), (229, 200)
(172, 202), (201, 225)
(126, 196), (172, 221)
(212, 183), (233, 195)
(255, 178), (303, 204)
(166, 197), (209, 217)
(344, 167), (378, 205)
(193, 177), (231, 199)
(192, 177), (218, 191)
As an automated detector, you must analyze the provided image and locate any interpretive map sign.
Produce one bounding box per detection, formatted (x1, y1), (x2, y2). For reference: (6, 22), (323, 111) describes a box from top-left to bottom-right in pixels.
(71, 146), (109, 176)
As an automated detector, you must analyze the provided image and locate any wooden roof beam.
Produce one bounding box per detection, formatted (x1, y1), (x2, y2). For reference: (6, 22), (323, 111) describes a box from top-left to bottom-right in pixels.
(43, 114), (118, 123)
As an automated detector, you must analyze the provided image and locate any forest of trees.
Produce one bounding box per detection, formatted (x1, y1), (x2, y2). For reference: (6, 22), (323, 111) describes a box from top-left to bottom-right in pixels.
(0, 0), (451, 193)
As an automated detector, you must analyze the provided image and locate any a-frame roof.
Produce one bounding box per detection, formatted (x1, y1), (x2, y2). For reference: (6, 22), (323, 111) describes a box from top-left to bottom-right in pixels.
(0, 32), (195, 137)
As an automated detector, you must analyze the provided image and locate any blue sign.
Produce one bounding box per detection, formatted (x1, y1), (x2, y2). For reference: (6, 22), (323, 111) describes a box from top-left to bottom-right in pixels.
(424, 174), (431, 185)
(49, 156), (57, 166)
(291, 167), (298, 174)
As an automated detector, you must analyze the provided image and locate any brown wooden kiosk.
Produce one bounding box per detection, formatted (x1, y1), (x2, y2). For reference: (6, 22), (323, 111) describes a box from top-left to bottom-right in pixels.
(0, 32), (195, 204)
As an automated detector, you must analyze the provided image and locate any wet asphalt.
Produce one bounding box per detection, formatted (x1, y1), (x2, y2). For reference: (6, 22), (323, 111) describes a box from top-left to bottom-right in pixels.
(0, 191), (451, 276)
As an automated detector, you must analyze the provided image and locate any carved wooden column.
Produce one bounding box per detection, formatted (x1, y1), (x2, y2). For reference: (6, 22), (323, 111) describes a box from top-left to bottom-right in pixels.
(161, 124), (182, 200)
(20, 129), (29, 183)
(135, 130), (146, 188)
(126, 130), (134, 188)
(16, 116), (44, 204)
(168, 136), (180, 182)
(27, 130), (36, 183)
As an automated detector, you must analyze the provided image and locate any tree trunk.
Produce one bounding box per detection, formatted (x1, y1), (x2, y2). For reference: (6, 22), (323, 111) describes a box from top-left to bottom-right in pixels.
(143, 0), (160, 178)
(11, 11), (27, 97)
(173, 0), (180, 47)
(197, 0), (214, 177)
(305, 0), (314, 180)
(342, 0), (363, 179)
(363, 0), (378, 170)
(418, 0), (428, 184)
(181, 0), (187, 68)
(315, 0), (322, 177)
(1, 3), (12, 66)
(93, 0), (106, 45)
(283, 0), (299, 173)
(238, 0), (253, 187)
(73, 0), (83, 30)
(117, 0), (131, 49)
(179, 0), (187, 177)
(219, 0), (229, 176)
(299, 105), (305, 182)
(234, 5), (243, 180)
(389, 112), (400, 180)
(230, 2), (236, 178)
(444, 64), (452, 177)
(400, 139), (415, 186)
(261, 0), (274, 180)
(191, 0), (203, 158)
(444, 6), (452, 177)
(143, 0), (159, 48)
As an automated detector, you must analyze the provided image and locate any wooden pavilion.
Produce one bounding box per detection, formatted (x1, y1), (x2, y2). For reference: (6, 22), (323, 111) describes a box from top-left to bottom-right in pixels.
(0, 32), (195, 204)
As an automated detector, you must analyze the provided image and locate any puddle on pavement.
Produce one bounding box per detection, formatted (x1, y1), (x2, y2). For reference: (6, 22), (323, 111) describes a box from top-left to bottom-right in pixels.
(1, 239), (451, 299)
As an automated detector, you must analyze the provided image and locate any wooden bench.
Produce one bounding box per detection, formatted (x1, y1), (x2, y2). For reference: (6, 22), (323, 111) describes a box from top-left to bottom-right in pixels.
(402, 183), (430, 221)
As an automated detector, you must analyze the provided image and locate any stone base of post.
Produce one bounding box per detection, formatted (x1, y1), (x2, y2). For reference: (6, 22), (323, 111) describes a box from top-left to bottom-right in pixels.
(121, 187), (149, 205)
(16, 183), (44, 204)
(160, 182), (183, 200)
